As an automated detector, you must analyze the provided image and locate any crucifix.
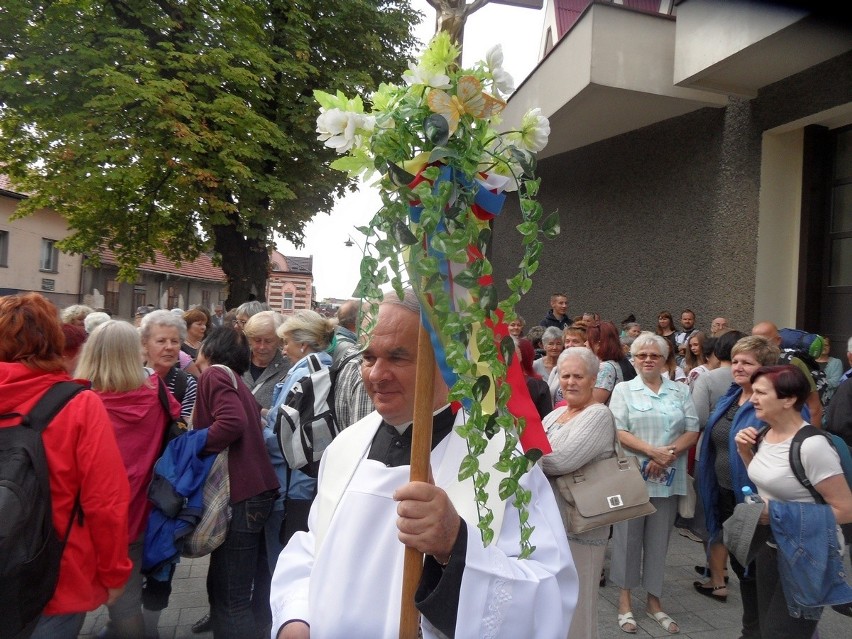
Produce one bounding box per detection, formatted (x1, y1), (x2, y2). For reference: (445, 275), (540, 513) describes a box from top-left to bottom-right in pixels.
(425, 0), (543, 54)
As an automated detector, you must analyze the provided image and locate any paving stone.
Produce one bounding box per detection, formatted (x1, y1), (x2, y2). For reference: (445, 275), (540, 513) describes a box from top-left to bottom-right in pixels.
(78, 524), (851, 638)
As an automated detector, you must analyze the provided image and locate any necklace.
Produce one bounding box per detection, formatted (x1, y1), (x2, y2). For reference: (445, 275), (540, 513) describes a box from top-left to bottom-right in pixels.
(557, 403), (593, 422)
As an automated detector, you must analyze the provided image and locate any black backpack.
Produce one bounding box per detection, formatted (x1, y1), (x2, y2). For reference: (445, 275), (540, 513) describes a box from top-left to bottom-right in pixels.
(165, 364), (188, 404)
(0, 382), (88, 639)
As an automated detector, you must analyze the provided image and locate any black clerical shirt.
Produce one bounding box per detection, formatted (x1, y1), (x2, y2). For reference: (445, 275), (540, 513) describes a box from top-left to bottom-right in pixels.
(367, 405), (456, 466)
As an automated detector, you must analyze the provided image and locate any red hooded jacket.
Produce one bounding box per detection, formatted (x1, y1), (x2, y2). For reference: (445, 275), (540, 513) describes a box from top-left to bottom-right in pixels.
(95, 373), (181, 542)
(0, 363), (133, 614)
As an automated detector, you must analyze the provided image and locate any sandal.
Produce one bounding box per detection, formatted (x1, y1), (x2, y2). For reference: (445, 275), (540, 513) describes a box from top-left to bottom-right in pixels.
(646, 611), (679, 634)
(694, 565), (729, 583)
(617, 611), (637, 634)
(693, 580), (728, 602)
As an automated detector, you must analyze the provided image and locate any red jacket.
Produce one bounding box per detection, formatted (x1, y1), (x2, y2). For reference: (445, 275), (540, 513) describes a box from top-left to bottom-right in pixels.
(95, 374), (180, 542)
(0, 363), (133, 614)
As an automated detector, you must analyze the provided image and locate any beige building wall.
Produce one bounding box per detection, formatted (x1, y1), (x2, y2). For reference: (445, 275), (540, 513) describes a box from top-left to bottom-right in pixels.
(0, 195), (82, 306)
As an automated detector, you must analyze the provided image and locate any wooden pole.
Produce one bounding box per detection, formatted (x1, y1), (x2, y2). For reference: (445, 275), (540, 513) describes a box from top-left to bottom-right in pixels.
(399, 323), (436, 639)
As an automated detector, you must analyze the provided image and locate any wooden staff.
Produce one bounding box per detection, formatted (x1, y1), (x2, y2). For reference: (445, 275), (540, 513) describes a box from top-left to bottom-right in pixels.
(399, 323), (436, 639)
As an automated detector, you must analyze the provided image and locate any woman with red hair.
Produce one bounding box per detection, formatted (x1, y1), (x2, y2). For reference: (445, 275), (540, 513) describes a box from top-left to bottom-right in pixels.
(516, 337), (553, 419)
(735, 365), (852, 638)
(587, 321), (636, 405)
(59, 323), (88, 375)
(0, 293), (131, 639)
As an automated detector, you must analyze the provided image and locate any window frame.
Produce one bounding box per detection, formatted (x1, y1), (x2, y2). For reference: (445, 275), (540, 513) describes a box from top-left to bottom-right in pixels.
(40, 238), (59, 273)
(0, 230), (8, 267)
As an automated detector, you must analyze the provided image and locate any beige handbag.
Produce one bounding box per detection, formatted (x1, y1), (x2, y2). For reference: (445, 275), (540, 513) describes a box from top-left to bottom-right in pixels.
(556, 437), (656, 534)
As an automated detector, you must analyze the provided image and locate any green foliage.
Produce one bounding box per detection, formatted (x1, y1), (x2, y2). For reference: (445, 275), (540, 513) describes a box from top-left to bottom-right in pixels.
(0, 0), (420, 299)
(322, 32), (559, 558)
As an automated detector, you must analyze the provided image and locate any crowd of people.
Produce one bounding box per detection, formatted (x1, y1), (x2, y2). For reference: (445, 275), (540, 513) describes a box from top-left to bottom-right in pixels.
(523, 292), (852, 638)
(1, 289), (850, 639)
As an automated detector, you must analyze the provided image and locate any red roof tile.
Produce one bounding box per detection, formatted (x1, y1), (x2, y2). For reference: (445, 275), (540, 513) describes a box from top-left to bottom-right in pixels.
(97, 247), (226, 282)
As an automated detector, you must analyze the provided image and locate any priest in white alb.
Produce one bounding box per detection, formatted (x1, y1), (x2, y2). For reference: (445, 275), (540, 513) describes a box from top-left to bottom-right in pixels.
(270, 290), (578, 638)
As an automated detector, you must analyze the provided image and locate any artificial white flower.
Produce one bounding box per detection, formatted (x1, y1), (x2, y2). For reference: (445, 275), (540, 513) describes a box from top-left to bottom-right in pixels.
(316, 109), (374, 154)
(485, 44), (515, 96)
(402, 62), (451, 89)
(517, 108), (550, 153)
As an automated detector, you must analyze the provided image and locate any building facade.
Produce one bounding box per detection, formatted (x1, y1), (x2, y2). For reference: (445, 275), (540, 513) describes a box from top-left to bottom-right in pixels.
(0, 176), (83, 308)
(80, 248), (228, 319)
(496, 0), (852, 356)
(266, 250), (314, 314)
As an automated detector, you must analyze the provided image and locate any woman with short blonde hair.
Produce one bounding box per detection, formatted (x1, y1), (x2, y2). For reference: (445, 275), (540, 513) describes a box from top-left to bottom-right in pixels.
(77, 320), (148, 392)
(695, 335), (782, 637)
(60, 303), (94, 327)
(244, 310), (285, 340)
(262, 309), (336, 580)
(242, 311), (290, 416)
(277, 309), (335, 354)
(76, 320), (179, 638)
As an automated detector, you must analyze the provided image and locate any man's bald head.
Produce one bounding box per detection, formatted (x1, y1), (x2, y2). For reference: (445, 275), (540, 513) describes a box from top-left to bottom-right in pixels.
(337, 299), (361, 331)
(751, 321), (781, 345)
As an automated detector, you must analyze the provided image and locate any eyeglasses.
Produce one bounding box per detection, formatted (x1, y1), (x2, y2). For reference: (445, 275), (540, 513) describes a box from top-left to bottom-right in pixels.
(234, 318), (248, 327)
(634, 353), (663, 361)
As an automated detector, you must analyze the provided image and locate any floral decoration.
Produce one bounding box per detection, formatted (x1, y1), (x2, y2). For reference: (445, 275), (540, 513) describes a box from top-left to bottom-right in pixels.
(315, 32), (558, 557)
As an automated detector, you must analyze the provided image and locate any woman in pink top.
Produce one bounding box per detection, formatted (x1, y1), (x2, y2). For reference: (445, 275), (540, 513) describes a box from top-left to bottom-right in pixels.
(77, 320), (180, 638)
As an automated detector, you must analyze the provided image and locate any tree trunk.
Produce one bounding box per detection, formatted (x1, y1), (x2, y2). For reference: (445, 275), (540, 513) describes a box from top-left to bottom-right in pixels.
(212, 220), (269, 310)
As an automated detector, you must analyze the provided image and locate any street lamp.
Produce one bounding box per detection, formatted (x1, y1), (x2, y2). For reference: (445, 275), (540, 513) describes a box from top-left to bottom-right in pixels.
(344, 235), (364, 250)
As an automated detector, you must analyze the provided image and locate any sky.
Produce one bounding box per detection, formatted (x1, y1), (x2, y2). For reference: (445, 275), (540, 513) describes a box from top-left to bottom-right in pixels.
(275, 0), (547, 300)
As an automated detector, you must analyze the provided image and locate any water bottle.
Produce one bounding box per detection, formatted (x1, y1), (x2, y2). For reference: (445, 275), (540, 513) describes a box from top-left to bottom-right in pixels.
(741, 486), (763, 504)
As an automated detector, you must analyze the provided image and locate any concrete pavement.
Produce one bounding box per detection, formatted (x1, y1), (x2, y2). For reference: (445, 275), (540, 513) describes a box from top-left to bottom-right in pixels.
(80, 530), (851, 638)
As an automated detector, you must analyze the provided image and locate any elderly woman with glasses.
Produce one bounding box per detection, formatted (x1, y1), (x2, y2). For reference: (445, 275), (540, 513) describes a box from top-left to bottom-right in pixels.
(609, 332), (699, 635)
(232, 301), (266, 333)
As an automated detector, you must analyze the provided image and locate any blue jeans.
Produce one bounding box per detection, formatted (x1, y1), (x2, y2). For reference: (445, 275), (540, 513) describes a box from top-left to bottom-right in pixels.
(207, 491), (275, 639)
(30, 612), (85, 639)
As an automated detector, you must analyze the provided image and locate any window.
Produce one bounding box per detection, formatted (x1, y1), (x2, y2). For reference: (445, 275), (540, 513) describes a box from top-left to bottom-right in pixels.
(282, 292), (294, 311)
(0, 230), (8, 267)
(201, 289), (211, 309)
(133, 285), (146, 311)
(829, 127), (852, 286)
(167, 286), (179, 310)
(40, 238), (59, 272)
(105, 280), (120, 314)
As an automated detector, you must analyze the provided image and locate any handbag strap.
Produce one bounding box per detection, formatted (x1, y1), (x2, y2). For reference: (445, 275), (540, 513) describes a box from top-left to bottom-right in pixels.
(210, 364), (238, 390)
(571, 423), (626, 484)
(612, 432), (628, 461)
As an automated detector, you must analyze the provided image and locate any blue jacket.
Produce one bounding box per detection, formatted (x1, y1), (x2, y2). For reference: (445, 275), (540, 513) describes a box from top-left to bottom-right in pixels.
(143, 429), (215, 574)
(769, 500), (852, 619)
(264, 352), (331, 510)
(698, 385), (761, 542)
(698, 385), (811, 542)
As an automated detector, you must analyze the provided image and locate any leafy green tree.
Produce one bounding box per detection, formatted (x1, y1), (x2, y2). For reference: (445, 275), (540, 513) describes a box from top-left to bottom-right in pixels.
(0, 0), (420, 307)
